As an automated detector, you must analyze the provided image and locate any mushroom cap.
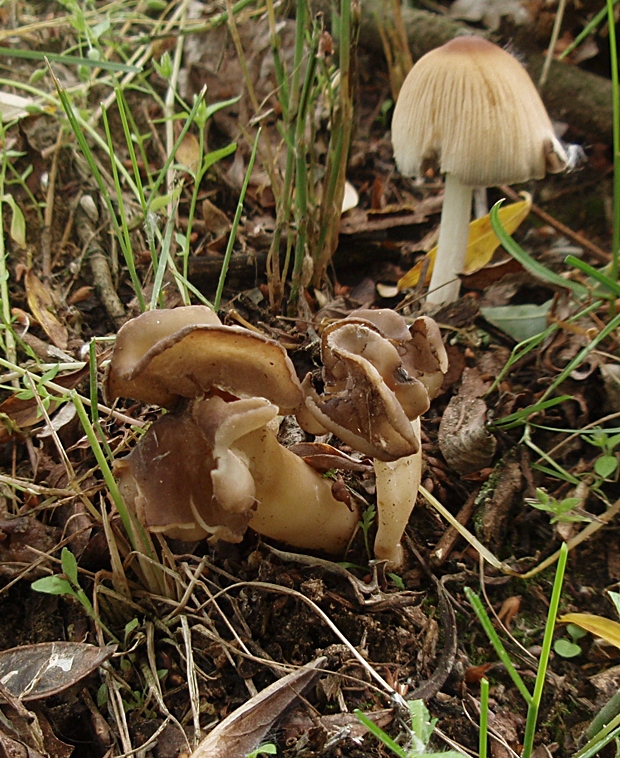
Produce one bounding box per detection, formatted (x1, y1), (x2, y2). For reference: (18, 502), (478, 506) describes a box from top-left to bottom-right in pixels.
(114, 409), (251, 542)
(300, 310), (448, 461)
(391, 36), (568, 186)
(106, 309), (303, 414)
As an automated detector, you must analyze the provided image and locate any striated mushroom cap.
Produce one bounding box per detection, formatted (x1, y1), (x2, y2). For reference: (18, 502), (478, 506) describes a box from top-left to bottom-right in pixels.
(391, 36), (568, 186)
(106, 307), (303, 414)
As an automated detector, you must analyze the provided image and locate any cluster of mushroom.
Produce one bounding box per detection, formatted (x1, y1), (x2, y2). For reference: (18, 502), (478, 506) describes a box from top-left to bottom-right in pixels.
(106, 306), (447, 566)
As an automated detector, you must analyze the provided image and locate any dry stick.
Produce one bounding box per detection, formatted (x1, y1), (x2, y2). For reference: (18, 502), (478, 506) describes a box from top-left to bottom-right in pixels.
(74, 200), (126, 328)
(498, 184), (611, 263)
(430, 486), (480, 566)
(538, 0), (567, 89)
(41, 127), (65, 281)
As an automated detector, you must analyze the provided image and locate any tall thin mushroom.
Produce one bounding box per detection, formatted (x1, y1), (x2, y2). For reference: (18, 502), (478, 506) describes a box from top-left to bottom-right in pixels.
(301, 310), (447, 566)
(391, 37), (568, 305)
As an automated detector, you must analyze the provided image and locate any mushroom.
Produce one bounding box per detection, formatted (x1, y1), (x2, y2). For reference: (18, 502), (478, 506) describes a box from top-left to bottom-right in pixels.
(391, 37), (568, 305)
(109, 307), (446, 565)
(106, 307), (303, 414)
(108, 307), (358, 553)
(301, 310), (448, 566)
(116, 396), (359, 553)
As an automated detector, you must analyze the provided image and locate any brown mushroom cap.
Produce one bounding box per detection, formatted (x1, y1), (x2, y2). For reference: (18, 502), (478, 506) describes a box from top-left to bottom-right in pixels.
(106, 306), (221, 404)
(301, 311), (447, 461)
(114, 409), (251, 542)
(391, 36), (568, 186)
(116, 395), (359, 552)
(106, 308), (303, 414)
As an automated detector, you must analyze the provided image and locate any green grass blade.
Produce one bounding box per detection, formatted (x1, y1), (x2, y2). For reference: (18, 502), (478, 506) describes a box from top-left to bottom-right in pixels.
(521, 542), (568, 758)
(565, 254), (620, 297)
(214, 127), (261, 310)
(0, 45), (140, 72)
(607, 0), (620, 277)
(464, 587), (532, 705)
(479, 678), (489, 758)
(354, 710), (408, 758)
(48, 64), (146, 310)
(492, 396), (573, 429)
(490, 200), (589, 297)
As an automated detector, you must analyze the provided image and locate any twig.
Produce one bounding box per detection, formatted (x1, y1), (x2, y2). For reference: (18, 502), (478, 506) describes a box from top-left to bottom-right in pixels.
(539, 0), (567, 89)
(74, 198), (126, 328)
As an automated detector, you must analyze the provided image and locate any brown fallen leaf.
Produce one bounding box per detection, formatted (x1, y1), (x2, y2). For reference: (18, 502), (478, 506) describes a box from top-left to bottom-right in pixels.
(0, 642), (116, 701)
(438, 367), (497, 475)
(25, 269), (68, 350)
(176, 131), (200, 173)
(498, 596), (521, 629)
(289, 442), (371, 472)
(0, 366), (88, 444)
(191, 657), (326, 758)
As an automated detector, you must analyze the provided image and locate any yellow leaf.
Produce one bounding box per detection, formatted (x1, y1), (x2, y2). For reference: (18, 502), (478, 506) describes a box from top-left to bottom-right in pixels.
(559, 613), (620, 649)
(398, 193), (532, 290)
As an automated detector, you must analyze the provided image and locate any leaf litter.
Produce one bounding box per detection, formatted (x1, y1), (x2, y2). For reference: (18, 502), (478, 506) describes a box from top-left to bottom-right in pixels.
(1, 1), (620, 757)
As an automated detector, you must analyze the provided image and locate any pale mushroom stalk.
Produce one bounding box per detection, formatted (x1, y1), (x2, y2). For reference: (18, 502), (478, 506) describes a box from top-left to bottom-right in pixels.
(373, 418), (422, 566)
(427, 174), (473, 305)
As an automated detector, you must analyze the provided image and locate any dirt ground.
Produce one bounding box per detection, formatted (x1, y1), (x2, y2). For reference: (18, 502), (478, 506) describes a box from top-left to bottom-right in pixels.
(2, 1), (620, 757)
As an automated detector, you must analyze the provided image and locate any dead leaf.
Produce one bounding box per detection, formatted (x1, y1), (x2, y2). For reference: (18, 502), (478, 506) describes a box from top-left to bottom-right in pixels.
(202, 199), (231, 237)
(0, 642), (116, 701)
(289, 443), (371, 472)
(25, 270), (68, 350)
(339, 196), (443, 236)
(0, 366), (88, 444)
(498, 596), (521, 629)
(464, 663), (493, 683)
(176, 132), (200, 172)
(480, 459), (522, 546)
(438, 368), (497, 475)
(191, 657), (325, 758)
(398, 195), (532, 289)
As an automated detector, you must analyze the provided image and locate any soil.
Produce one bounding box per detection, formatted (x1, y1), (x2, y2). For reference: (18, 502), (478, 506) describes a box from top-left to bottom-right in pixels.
(2, 1), (620, 757)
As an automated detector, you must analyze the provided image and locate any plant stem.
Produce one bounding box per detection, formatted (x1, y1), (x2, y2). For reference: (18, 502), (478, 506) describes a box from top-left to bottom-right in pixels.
(479, 678), (489, 758)
(214, 128), (261, 310)
(521, 542), (568, 758)
(607, 0), (620, 280)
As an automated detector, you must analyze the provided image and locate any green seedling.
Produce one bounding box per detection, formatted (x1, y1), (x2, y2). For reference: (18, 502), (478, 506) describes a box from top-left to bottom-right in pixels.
(583, 428), (620, 481)
(246, 744), (277, 758)
(524, 488), (591, 525)
(554, 623), (587, 658)
(355, 699), (463, 758)
(32, 548), (119, 642)
(358, 504), (376, 560)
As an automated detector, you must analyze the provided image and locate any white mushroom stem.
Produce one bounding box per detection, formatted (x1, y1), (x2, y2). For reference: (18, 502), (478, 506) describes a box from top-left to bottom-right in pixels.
(427, 173), (473, 306)
(373, 418), (422, 568)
